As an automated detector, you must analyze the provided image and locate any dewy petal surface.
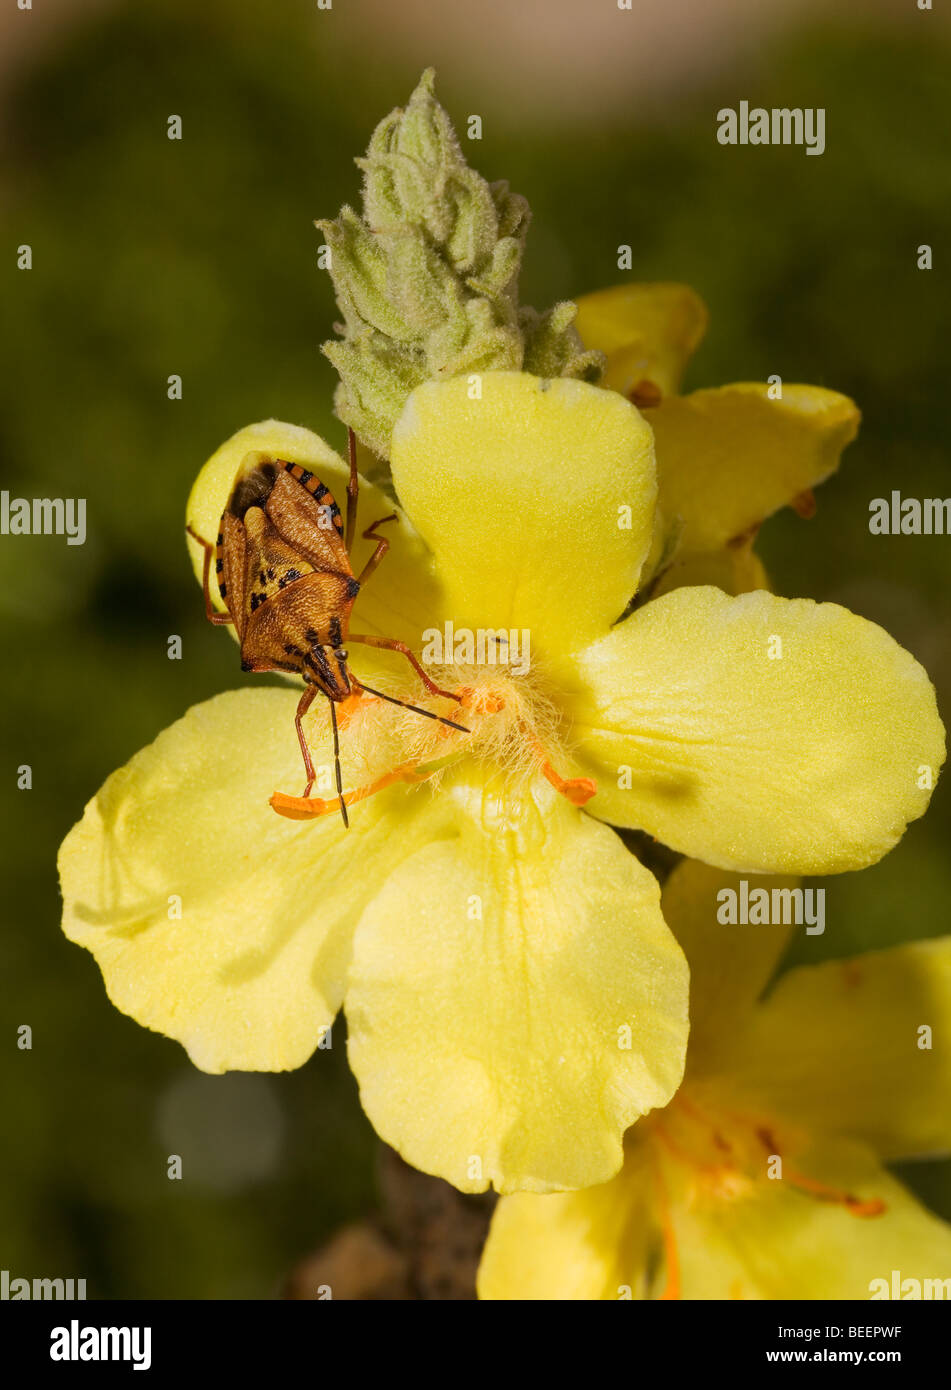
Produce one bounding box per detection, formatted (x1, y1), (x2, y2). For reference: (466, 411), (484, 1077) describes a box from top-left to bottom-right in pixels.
(573, 282), (708, 397)
(646, 383), (860, 552)
(186, 418), (444, 646)
(59, 688), (450, 1073)
(345, 777), (689, 1194)
(735, 941), (951, 1162)
(568, 587), (944, 874)
(389, 372), (657, 657)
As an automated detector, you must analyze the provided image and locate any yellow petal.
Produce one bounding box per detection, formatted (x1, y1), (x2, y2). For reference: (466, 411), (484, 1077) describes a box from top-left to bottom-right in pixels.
(665, 1131), (951, 1300)
(390, 372), (656, 658)
(59, 687), (446, 1073)
(573, 283), (708, 398)
(661, 860), (798, 1077)
(650, 541), (770, 600)
(186, 419), (443, 647)
(569, 586), (945, 874)
(345, 776), (688, 1193)
(478, 1149), (652, 1300)
(648, 383), (860, 552)
(736, 940), (951, 1162)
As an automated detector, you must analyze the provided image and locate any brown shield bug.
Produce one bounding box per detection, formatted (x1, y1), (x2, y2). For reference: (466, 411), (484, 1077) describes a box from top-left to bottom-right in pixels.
(187, 430), (467, 826)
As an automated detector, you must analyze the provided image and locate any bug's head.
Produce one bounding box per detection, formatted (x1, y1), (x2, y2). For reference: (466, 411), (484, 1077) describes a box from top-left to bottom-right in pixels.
(307, 644), (351, 701)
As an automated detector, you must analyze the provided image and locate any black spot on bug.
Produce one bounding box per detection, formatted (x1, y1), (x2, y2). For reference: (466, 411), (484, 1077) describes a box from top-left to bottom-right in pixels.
(329, 617), (342, 647)
(258, 569), (267, 584)
(267, 568), (276, 580)
(215, 559), (223, 573)
(219, 581), (228, 597)
(240, 658), (253, 671)
(305, 628), (319, 643)
(346, 577), (360, 598)
(278, 568), (303, 589)
(250, 592), (268, 612)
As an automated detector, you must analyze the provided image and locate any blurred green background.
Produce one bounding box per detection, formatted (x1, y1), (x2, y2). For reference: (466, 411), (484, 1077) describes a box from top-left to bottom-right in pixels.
(1, 0), (949, 1297)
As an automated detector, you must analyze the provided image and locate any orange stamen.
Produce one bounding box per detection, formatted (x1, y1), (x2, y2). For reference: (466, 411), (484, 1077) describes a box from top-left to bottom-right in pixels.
(629, 379), (663, 409)
(650, 1155), (681, 1301)
(791, 488), (817, 519)
(456, 685), (506, 714)
(522, 728), (597, 806)
(755, 1127), (886, 1218)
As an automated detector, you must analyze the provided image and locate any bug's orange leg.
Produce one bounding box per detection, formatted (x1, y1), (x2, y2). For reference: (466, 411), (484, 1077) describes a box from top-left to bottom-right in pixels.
(295, 684), (319, 797)
(345, 427), (360, 554)
(186, 524), (233, 626)
(355, 515), (398, 585)
(346, 633), (463, 704)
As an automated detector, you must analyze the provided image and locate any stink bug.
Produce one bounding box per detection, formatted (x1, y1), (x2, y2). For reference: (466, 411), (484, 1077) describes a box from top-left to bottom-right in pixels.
(187, 430), (467, 826)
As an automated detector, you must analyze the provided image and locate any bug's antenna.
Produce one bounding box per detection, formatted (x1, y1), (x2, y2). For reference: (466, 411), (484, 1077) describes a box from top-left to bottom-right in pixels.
(329, 699), (349, 829)
(354, 679), (470, 734)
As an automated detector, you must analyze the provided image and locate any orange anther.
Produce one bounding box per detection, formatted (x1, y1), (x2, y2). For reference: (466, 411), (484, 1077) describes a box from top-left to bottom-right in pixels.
(456, 686), (505, 715)
(544, 770), (597, 806)
(629, 379), (663, 409)
(522, 725), (597, 806)
(791, 488), (817, 519)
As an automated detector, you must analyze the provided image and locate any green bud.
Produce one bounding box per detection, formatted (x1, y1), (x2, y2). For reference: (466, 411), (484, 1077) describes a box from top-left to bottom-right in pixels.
(318, 68), (604, 460)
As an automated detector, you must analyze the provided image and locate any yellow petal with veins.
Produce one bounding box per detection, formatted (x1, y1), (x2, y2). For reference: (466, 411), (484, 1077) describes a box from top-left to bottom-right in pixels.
(345, 776), (688, 1193)
(568, 586), (944, 874)
(390, 372), (656, 659)
(59, 687), (450, 1073)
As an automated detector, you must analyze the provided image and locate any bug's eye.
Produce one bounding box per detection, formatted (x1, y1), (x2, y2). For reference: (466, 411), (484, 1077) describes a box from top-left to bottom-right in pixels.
(335, 648), (348, 663)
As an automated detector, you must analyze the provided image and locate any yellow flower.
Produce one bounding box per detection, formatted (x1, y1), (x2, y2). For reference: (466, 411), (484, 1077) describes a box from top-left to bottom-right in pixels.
(479, 858), (951, 1299)
(574, 282), (861, 597)
(59, 372), (941, 1195)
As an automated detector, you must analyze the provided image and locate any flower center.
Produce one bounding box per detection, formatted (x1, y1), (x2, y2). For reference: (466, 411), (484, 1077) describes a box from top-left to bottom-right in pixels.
(644, 1088), (886, 1300)
(270, 658), (596, 820)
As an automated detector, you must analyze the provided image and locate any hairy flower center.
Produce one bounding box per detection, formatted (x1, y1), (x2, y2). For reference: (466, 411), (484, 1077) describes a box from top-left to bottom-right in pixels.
(271, 659), (596, 820)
